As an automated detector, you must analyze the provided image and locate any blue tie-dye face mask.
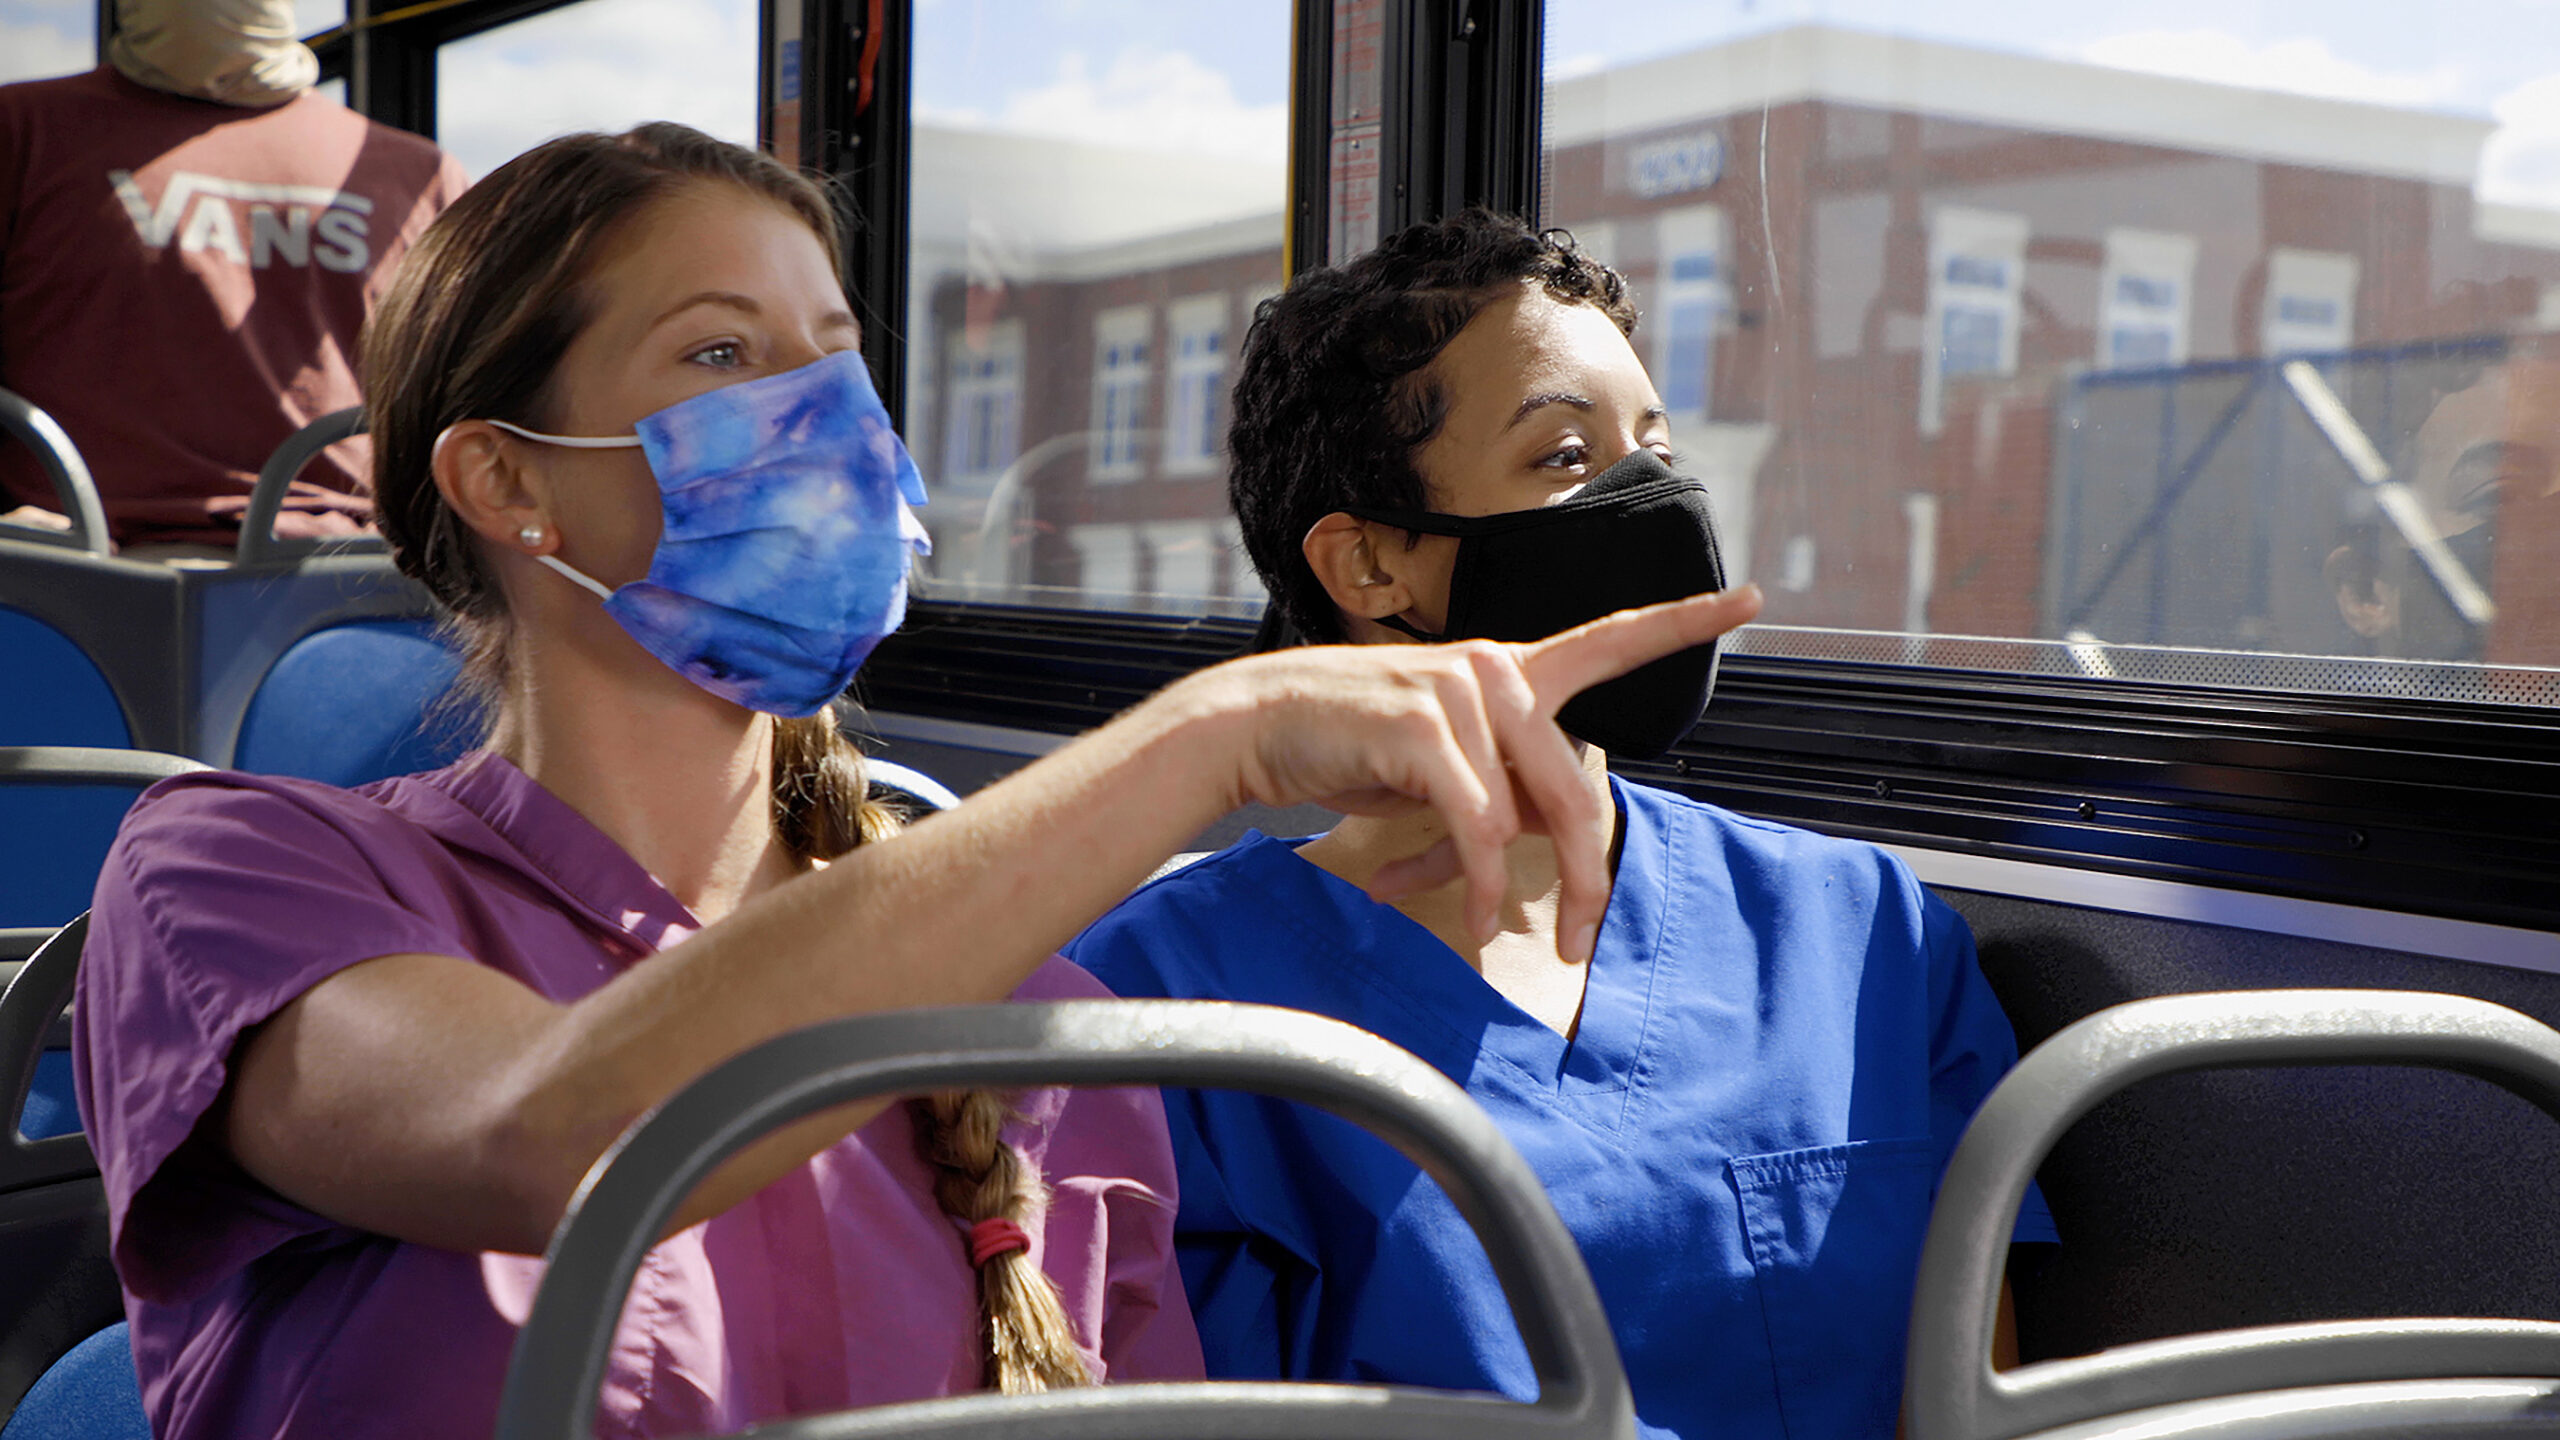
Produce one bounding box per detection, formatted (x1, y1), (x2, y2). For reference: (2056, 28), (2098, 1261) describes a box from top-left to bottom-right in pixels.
(488, 349), (930, 718)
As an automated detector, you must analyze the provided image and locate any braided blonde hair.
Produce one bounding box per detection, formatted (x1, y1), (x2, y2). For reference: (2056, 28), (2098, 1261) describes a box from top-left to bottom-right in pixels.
(771, 713), (1091, 1391)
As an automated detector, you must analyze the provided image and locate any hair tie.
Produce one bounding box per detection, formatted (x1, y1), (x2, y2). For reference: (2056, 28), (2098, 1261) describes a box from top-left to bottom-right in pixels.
(967, 1217), (1030, 1268)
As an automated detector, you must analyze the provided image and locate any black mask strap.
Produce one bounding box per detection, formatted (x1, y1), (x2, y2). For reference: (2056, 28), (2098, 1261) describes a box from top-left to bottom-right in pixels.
(1372, 612), (1449, 644)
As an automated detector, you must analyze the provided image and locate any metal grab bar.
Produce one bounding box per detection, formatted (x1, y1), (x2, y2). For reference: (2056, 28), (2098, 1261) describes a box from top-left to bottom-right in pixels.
(495, 999), (1636, 1440)
(1908, 989), (2560, 1440)
(237, 407), (369, 565)
(0, 388), (109, 558)
(0, 916), (94, 1194)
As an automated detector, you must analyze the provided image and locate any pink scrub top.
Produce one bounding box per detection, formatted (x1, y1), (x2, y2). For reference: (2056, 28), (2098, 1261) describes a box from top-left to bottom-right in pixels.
(72, 752), (1204, 1440)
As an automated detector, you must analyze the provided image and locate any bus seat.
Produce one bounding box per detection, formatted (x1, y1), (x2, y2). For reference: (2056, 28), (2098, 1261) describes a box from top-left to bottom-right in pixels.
(494, 1001), (1634, 1440)
(235, 407), (377, 566)
(0, 614), (126, 751)
(1, 751), (209, 1176)
(1950, 888), (2560, 1362)
(230, 618), (477, 786)
(864, 758), (960, 815)
(0, 1322), (145, 1440)
(0, 749), (209, 936)
(15, 1057), (73, 1146)
(1906, 990), (2560, 1440)
(0, 917), (122, 1429)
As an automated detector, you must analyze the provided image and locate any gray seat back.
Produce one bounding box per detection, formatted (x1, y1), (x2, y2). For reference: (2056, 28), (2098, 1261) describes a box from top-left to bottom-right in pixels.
(1908, 989), (2560, 1440)
(496, 999), (1635, 1440)
(0, 915), (121, 1427)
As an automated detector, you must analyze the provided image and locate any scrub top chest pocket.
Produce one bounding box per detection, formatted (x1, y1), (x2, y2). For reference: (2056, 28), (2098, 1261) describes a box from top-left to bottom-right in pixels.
(1729, 1135), (1940, 1440)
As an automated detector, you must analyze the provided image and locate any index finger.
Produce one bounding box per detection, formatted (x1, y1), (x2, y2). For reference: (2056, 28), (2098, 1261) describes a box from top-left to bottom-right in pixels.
(1517, 584), (1764, 713)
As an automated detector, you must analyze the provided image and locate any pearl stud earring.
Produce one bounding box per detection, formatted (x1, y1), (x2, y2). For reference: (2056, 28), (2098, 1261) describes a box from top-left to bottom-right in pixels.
(519, 525), (546, 549)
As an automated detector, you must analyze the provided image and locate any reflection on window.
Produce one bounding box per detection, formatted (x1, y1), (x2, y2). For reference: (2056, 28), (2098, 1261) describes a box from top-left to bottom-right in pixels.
(906, 0), (1287, 615)
(0, 0), (94, 84)
(434, 0), (756, 181)
(1543, 12), (2560, 703)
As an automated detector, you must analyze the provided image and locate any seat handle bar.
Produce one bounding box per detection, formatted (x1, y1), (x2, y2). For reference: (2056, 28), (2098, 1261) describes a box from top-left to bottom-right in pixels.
(495, 999), (1635, 1440)
(0, 388), (109, 558)
(1909, 988), (2560, 1440)
(238, 407), (365, 565)
(0, 915), (94, 1192)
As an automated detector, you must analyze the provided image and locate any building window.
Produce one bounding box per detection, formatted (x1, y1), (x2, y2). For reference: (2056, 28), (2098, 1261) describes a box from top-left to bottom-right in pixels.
(1089, 306), (1153, 483)
(2096, 229), (2197, 370)
(1653, 206), (1730, 421)
(2262, 248), (2359, 355)
(940, 318), (1022, 487)
(1921, 206), (2028, 434)
(1165, 296), (1229, 476)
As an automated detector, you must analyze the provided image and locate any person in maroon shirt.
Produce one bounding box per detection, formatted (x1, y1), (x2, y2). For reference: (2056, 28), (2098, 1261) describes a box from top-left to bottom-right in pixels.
(0, 0), (468, 552)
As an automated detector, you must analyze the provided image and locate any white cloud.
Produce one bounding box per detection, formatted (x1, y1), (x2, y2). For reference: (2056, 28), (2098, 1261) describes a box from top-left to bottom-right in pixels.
(2481, 71), (2560, 210)
(0, 15), (91, 85)
(1551, 51), (1608, 80)
(2072, 29), (2465, 111)
(918, 47), (1283, 164)
(433, 0), (758, 182)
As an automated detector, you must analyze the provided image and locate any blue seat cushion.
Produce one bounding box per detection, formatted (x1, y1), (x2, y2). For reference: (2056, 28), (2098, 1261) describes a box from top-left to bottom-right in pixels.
(0, 785), (154, 932)
(18, 1051), (76, 1142)
(0, 1322), (147, 1440)
(233, 619), (480, 786)
(0, 610), (126, 749)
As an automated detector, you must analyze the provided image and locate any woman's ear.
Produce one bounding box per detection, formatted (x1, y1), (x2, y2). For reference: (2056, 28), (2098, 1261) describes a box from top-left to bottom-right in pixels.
(433, 421), (558, 555)
(1302, 512), (1418, 623)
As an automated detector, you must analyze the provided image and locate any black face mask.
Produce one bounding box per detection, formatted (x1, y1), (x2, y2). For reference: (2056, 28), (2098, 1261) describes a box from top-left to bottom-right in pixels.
(1346, 449), (1727, 758)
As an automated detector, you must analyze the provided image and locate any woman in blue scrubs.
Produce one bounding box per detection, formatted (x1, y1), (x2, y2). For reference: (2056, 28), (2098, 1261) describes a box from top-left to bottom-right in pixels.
(1065, 210), (2055, 1440)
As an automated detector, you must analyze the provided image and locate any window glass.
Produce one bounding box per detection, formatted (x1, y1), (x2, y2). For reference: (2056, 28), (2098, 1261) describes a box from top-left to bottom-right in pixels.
(294, 0), (344, 41)
(907, 0), (1288, 617)
(1543, 3), (2560, 704)
(0, 0), (94, 84)
(436, 0), (756, 181)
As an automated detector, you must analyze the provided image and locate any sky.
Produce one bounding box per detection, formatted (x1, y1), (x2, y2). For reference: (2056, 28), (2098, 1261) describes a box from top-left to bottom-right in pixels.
(0, 0), (2553, 203)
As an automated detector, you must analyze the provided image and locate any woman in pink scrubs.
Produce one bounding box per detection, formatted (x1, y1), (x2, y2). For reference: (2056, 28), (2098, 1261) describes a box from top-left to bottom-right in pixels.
(71, 123), (1762, 1440)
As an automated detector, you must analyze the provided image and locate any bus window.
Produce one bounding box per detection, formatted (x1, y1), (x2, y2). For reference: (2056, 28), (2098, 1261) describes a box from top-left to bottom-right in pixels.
(1541, 4), (2560, 708)
(906, 0), (1288, 619)
(293, 0), (342, 41)
(434, 0), (756, 181)
(0, 0), (93, 84)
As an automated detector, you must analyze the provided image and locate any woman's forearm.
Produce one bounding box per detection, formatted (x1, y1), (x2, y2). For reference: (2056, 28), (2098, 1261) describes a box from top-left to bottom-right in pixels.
(228, 589), (1762, 1253)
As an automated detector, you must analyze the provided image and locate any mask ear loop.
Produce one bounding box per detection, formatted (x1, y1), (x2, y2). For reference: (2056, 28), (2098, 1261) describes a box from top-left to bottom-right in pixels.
(472, 420), (643, 601)
(535, 554), (618, 602)
(485, 418), (647, 450)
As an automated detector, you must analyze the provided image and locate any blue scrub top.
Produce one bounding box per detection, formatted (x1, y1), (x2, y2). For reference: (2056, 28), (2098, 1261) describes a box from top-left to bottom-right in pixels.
(1068, 777), (2056, 1440)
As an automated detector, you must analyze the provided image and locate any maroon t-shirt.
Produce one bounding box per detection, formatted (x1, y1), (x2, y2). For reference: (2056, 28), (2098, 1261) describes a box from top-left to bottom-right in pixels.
(0, 68), (467, 547)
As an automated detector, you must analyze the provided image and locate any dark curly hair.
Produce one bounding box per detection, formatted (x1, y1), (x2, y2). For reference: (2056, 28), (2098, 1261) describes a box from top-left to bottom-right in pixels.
(1228, 207), (1637, 643)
